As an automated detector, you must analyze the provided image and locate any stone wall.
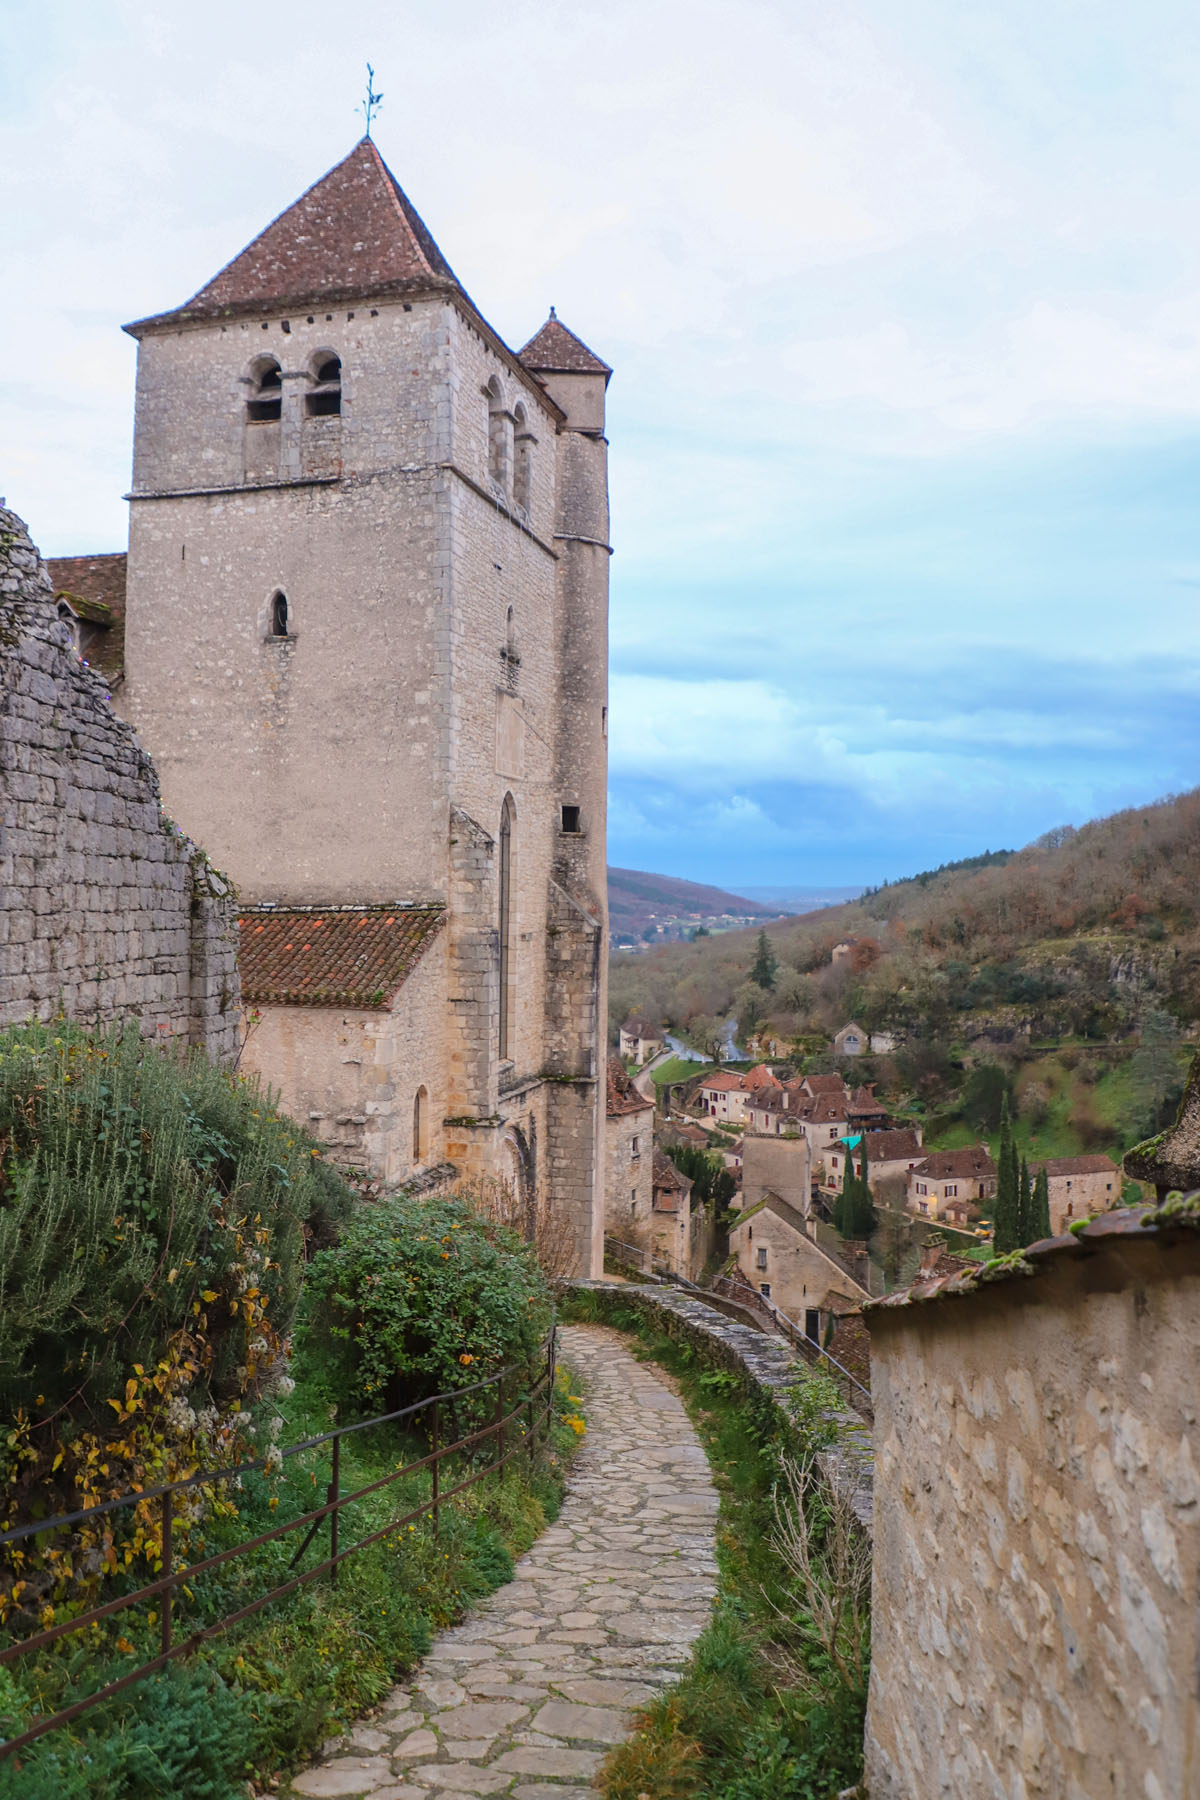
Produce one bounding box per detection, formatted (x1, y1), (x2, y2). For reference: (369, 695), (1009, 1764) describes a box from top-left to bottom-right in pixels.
(0, 505), (239, 1056)
(566, 1279), (874, 1534)
(863, 1210), (1200, 1799)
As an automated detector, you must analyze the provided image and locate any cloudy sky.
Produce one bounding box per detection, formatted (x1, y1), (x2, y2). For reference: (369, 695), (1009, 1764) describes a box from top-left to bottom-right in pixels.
(5, 0), (1200, 890)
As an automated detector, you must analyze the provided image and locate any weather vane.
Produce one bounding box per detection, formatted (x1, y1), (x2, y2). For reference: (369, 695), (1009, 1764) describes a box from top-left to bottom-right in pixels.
(359, 63), (384, 138)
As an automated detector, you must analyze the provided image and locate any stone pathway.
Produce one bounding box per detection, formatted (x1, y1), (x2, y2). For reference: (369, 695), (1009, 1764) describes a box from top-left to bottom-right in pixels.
(284, 1323), (719, 1800)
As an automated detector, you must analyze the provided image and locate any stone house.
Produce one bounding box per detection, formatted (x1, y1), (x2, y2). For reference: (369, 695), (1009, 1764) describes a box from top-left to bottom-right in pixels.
(907, 1145), (997, 1219)
(618, 1015), (664, 1065)
(1, 507), (239, 1057)
(72, 138), (612, 1270)
(1030, 1153), (1121, 1233)
(604, 1054), (654, 1240)
(825, 1126), (925, 1197)
(741, 1133), (813, 1225)
(831, 938), (859, 965)
(833, 1020), (868, 1055)
(697, 1064), (778, 1121)
(728, 1190), (868, 1340)
(863, 1203), (1200, 1799)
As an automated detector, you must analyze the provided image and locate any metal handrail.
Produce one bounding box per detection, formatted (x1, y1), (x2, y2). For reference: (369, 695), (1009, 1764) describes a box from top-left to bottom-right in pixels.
(0, 1329), (557, 1760)
(602, 1235), (871, 1419)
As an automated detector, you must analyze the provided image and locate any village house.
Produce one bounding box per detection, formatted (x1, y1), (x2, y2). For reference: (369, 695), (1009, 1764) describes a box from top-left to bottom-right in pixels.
(728, 1191), (868, 1341)
(82, 138), (613, 1272)
(907, 1145), (997, 1219)
(833, 1021), (868, 1056)
(696, 1063), (779, 1122)
(831, 938), (859, 965)
(825, 1126), (925, 1197)
(604, 1055), (654, 1243)
(1030, 1153), (1122, 1233)
(618, 1015), (664, 1066)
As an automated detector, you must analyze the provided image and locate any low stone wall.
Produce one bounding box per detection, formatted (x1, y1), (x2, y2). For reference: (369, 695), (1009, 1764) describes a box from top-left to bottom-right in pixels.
(1, 505), (239, 1057)
(863, 1207), (1200, 1799)
(564, 1278), (874, 1533)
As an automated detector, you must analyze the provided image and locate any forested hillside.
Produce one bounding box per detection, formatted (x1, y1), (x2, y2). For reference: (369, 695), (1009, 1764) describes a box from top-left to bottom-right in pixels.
(610, 789), (1200, 1163)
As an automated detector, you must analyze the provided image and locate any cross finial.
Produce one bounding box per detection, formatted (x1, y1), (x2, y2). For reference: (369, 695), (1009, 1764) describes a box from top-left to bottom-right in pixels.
(359, 63), (384, 137)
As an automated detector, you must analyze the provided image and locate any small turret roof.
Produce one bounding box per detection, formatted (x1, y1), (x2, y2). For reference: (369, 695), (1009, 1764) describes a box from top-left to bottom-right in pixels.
(126, 139), (462, 332)
(519, 309), (611, 378)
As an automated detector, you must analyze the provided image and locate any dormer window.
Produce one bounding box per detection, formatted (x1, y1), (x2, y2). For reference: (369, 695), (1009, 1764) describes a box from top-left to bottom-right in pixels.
(247, 356), (282, 422)
(270, 591), (289, 637)
(306, 353), (341, 417)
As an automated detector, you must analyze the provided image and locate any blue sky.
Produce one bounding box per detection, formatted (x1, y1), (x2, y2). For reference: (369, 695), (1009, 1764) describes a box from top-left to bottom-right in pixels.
(4, 0), (1200, 889)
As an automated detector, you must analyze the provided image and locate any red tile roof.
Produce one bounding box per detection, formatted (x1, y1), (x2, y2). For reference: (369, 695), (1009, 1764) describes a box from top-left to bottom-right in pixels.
(699, 1069), (745, 1093)
(606, 1055), (654, 1119)
(914, 1146), (996, 1182)
(46, 552), (127, 679)
(128, 140), (461, 330)
(742, 1064), (782, 1091)
(239, 902), (445, 1007)
(652, 1148), (692, 1210)
(802, 1074), (846, 1097)
(855, 1128), (924, 1161)
(519, 310), (611, 377)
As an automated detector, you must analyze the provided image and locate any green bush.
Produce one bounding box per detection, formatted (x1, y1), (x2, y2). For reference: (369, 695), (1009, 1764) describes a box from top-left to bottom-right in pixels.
(302, 1193), (553, 1420)
(0, 1021), (354, 1430)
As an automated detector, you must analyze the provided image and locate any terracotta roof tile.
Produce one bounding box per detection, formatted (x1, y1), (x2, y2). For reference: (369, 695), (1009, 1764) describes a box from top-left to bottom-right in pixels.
(914, 1146), (996, 1181)
(128, 140), (461, 330)
(1031, 1155), (1120, 1177)
(653, 1148), (692, 1208)
(802, 1074), (846, 1097)
(239, 902), (445, 1007)
(855, 1128), (924, 1161)
(46, 553), (126, 679)
(699, 1069), (746, 1092)
(606, 1054), (654, 1119)
(519, 309), (611, 377)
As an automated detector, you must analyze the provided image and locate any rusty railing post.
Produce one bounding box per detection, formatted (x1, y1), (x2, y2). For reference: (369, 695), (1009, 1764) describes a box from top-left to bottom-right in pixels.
(329, 1432), (340, 1587)
(495, 1373), (505, 1475)
(431, 1399), (440, 1539)
(160, 1489), (172, 1660)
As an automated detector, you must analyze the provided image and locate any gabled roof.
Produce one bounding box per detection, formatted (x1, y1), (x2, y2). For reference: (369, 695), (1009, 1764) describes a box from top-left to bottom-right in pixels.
(801, 1074), (847, 1098)
(652, 1148), (692, 1208)
(699, 1069), (745, 1093)
(46, 553), (127, 679)
(853, 1128), (924, 1161)
(606, 1054), (654, 1119)
(239, 902), (445, 1008)
(742, 1064), (782, 1091)
(621, 1015), (662, 1037)
(127, 139), (462, 332)
(519, 309), (611, 379)
(914, 1146), (996, 1182)
(1031, 1155), (1120, 1178)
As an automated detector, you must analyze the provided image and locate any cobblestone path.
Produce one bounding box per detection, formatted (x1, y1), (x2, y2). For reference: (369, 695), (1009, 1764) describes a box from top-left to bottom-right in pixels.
(285, 1323), (719, 1800)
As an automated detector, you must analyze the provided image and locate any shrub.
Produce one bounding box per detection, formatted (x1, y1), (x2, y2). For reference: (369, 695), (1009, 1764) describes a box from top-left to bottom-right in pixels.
(302, 1193), (553, 1420)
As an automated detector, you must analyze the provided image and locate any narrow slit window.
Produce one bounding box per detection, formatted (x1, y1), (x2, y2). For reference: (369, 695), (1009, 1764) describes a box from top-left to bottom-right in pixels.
(306, 352), (342, 417)
(247, 357), (282, 422)
(498, 795), (515, 1059)
(270, 591), (288, 637)
(413, 1086), (428, 1163)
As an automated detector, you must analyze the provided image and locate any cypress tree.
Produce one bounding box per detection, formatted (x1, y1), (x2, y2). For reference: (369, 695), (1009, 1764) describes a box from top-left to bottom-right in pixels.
(859, 1136), (871, 1205)
(1031, 1166), (1051, 1241)
(993, 1099), (1019, 1254)
(1017, 1154), (1032, 1247)
(750, 929), (778, 991)
(833, 1139), (855, 1234)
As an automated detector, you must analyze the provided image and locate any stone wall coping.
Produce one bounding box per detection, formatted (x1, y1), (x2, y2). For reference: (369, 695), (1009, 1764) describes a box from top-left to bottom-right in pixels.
(564, 1278), (873, 1534)
(863, 1196), (1200, 1327)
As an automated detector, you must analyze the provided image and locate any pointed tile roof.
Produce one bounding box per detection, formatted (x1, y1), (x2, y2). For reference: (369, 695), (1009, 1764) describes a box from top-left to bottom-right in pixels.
(519, 309), (611, 379)
(127, 140), (462, 332)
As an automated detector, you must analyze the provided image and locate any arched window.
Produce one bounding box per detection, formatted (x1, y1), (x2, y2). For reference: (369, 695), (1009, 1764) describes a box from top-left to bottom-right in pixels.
(498, 794), (515, 1059)
(513, 402), (532, 513)
(306, 352), (341, 417)
(485, 375), (509, 491)
(413, 1086), (428, 1163)
(247, 356), (282, 422)
(270, 591), (289, 637)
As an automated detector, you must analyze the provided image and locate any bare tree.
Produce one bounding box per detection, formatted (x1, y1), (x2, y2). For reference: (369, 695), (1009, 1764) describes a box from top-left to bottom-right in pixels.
(767, 1455), (872, 1696)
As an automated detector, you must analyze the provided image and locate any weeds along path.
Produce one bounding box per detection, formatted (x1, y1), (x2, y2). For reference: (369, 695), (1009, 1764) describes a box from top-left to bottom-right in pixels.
(285, 1323), (718, 1799)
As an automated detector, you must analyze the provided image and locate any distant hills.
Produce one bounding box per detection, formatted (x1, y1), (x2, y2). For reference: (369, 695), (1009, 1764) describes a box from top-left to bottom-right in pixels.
(607, 866), (778, 940)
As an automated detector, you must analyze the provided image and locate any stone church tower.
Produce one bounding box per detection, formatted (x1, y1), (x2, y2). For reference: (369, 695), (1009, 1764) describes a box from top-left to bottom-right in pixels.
(120, 140), (611, 1273)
